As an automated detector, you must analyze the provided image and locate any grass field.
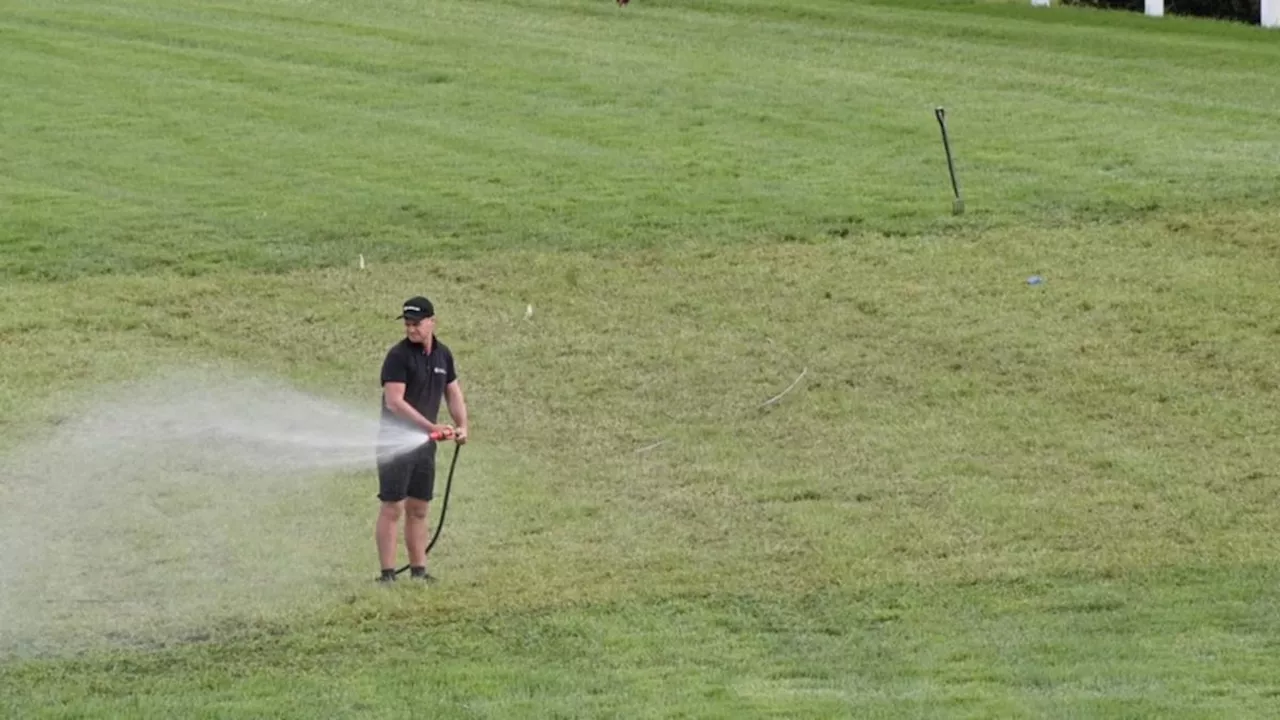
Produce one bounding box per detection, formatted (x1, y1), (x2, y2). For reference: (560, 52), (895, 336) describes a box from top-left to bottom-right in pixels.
(2, 0), (1280, 716)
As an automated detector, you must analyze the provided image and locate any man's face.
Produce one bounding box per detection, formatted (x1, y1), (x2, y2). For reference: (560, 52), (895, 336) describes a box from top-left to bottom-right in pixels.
(404, 316), (433, 343)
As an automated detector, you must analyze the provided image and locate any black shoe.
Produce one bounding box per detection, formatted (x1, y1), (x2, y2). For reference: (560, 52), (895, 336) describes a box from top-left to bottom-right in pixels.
(377, 569), (397, 584)
(409, 567), (437, 584)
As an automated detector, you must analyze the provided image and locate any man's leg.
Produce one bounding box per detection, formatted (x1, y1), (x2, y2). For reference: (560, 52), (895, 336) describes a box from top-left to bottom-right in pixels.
(404, 498), (430, 570)
(376, 501), (404, 575)
(402, 443), (437, 580)
(376, 449), (413, 581)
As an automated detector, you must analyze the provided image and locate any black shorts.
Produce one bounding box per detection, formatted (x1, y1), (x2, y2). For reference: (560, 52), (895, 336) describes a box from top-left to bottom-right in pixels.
(377, 442), (437, 502)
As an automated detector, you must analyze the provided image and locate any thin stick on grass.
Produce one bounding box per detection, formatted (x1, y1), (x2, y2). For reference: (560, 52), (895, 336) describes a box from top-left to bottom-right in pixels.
(634, 439), (669, 454)
(759, 367), (808, 408)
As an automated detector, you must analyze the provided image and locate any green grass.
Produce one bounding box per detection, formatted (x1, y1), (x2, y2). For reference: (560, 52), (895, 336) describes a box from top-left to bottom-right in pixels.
(5, 566), (1279, 717)
(3, 0), (1280, 716)
(2, 0), (1278, 279)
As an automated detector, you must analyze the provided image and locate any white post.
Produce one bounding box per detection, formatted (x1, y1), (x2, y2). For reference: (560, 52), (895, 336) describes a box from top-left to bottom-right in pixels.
(1264, 0), (1278, 28)
(1146, 0), (1164, 17)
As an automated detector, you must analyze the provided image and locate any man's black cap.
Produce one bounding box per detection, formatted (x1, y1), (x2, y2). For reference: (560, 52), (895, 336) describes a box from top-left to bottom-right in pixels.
(397, 296), (435, 320)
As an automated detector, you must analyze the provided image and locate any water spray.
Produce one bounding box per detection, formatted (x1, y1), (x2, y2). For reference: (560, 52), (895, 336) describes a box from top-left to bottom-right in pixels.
(0, 370), (447, 657)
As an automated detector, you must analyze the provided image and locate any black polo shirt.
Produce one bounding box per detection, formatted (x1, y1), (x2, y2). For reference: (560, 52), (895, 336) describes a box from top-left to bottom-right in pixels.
(380, 336), (458, 428)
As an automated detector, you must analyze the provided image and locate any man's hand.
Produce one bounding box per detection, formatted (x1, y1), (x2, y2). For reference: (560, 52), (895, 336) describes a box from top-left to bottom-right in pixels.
(453, 426), (468, 445)
(427, 424), (455, 441)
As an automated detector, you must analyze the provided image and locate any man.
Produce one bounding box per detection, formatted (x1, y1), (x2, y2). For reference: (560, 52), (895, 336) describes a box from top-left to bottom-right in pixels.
(375, 295), (469, 583)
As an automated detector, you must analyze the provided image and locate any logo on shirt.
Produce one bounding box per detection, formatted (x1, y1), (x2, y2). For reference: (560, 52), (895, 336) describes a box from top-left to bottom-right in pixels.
(433, 367), (447, 375)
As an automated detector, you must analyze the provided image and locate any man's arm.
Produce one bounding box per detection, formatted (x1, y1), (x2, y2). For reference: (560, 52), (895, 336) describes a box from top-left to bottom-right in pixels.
(445, 380), (469, 444)
(384, 382), (450, 436)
